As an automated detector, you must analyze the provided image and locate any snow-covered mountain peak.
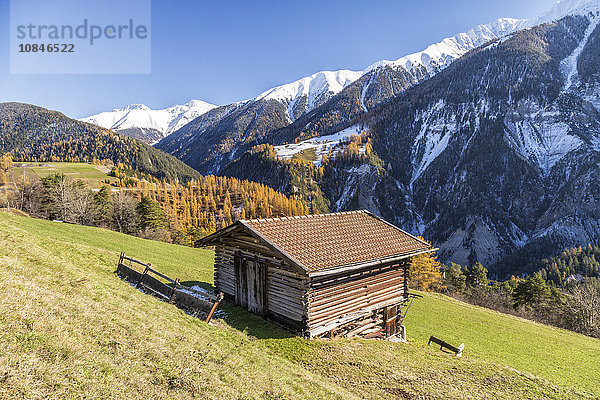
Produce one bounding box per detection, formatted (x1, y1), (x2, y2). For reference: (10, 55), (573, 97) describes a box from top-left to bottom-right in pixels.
(81, 100), (217, 144)
(87, 0), (600, 148)
(364, 18), (527, 77)
(182, 99), (215, 110)
(121, 103), (150, 112)
(256, 70), (362, 102)
(533, 0), (600, 25)
(255, 70), (363, 121)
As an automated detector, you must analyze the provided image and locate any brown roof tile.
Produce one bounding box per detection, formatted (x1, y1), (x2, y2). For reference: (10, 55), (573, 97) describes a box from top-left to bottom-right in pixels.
(240, 210), (432, 272)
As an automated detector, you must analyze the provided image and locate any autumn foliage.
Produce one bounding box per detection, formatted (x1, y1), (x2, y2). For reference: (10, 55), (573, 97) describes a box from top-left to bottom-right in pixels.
(409, 238), (443, 292)
(109, 169), (309, 244)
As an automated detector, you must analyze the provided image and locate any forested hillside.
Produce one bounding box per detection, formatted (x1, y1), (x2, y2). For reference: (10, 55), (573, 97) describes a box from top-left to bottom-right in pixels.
(112, 171), (309, 243)
(220, 144), (330, 214)
(0, 103), (202, 183)
(156, 100), (291, 174)
(1, 157), (308, 245)
(534, 245), (600, 284)
(360, 15), (599, 271)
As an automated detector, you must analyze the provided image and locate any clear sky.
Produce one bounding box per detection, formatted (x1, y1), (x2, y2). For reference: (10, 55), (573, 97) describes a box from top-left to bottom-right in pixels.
(0, 0), (556, 118)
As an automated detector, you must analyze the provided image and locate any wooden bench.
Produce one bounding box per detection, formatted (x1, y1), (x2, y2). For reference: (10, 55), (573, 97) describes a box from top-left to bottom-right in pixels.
(428, 335), (464, 357)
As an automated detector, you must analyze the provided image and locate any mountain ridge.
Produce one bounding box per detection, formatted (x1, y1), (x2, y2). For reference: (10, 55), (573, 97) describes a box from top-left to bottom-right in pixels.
(87, 1), (600, 151)
(88, 13), (533, 148)
(80, 99), (217, 144)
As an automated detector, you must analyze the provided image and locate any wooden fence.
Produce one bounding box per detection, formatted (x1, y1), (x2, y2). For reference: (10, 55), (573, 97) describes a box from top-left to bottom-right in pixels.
(116, 252), (223, 323)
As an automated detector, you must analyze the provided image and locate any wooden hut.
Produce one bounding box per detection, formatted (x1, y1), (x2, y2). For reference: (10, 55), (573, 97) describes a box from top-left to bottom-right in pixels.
(196, 210), (435, 339)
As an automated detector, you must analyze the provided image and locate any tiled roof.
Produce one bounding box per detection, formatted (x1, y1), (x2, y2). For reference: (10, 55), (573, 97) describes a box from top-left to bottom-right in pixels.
(239, 210), (432, 272)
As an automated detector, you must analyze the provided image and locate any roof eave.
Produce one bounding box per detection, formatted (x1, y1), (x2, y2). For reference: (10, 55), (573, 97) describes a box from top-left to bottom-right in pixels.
(362, 210), (432, 248)
(308, 247), (438, 278)
(195, 221), (245, 247)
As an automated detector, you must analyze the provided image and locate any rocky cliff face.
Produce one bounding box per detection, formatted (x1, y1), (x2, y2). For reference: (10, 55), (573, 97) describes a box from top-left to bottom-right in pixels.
(335, 14), (600, 274)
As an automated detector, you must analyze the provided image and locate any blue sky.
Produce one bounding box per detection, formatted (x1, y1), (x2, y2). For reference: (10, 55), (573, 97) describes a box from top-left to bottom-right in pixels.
(0, 0), (556, 118)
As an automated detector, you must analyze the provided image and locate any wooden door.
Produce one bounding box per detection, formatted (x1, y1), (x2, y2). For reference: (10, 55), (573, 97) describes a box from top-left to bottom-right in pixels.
(234, 255), (248, 308)
(234, 256), (266, 315)
(383, 305), (399, 337)
(246, 259), (267, 315)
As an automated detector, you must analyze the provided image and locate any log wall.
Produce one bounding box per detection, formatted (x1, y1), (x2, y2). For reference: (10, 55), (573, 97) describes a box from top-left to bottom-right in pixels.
(306, 261), (408, 338)
(214, 239), (308, 330)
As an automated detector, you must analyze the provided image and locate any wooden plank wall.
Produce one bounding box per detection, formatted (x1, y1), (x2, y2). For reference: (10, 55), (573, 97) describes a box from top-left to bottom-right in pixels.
(214, 243), (308, 328)
(214, 244), (236, 296)
(265, 262), (307, 325)
(306, 261), (408, 337)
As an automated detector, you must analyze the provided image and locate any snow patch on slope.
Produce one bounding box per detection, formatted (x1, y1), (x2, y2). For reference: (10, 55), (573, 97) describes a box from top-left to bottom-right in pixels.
(440, 218), (502, 267)
(504, 104), (584, 174)
(410, 101), (457, 187)
(592, 135), (600, 151)
(274, 125), (366, 165)
(561, 10), (600, 91)
(360, 74), (373, 112)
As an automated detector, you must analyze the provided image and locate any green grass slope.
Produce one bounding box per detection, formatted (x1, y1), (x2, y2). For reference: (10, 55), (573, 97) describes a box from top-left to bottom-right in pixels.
(0, 213), (348, 399)
(404, 293), (600, 395)
(0, 212), (597, 399)
(9, 162), (118, 187)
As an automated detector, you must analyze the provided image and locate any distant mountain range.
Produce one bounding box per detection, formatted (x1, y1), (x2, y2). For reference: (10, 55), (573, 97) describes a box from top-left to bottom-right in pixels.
(81, 16), (531, 148)
(80, 100), (216, 144)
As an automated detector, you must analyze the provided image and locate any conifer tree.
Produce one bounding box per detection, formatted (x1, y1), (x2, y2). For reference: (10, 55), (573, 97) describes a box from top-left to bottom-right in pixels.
(136, 195), (167, 230)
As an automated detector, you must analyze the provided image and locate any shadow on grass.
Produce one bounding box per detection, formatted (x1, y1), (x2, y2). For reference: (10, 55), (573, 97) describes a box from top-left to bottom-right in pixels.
(139, 278), (295, 340)
(218, 302), (318, 365)
(123, 273), (314, 361)
(179, 280), (294, 339)
(219, 302), (294, 339)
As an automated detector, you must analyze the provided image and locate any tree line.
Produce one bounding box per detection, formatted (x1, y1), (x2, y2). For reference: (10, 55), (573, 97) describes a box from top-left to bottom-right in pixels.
(0, 103), (202, 183)
(0, 154), (12, 185)
(533, 245), (600, 285)
(1, 163), (308, 245)
(110, 168), (309, 244)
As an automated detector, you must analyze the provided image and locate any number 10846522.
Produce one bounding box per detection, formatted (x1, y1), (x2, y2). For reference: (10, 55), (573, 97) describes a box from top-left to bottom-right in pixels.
(18, 44), (74, 53)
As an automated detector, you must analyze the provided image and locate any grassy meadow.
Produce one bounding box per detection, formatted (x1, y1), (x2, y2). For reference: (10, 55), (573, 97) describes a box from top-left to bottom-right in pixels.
(7, 162), (117, 188)
(0, 211), (598, 399)
(291, 148), (318, 163)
